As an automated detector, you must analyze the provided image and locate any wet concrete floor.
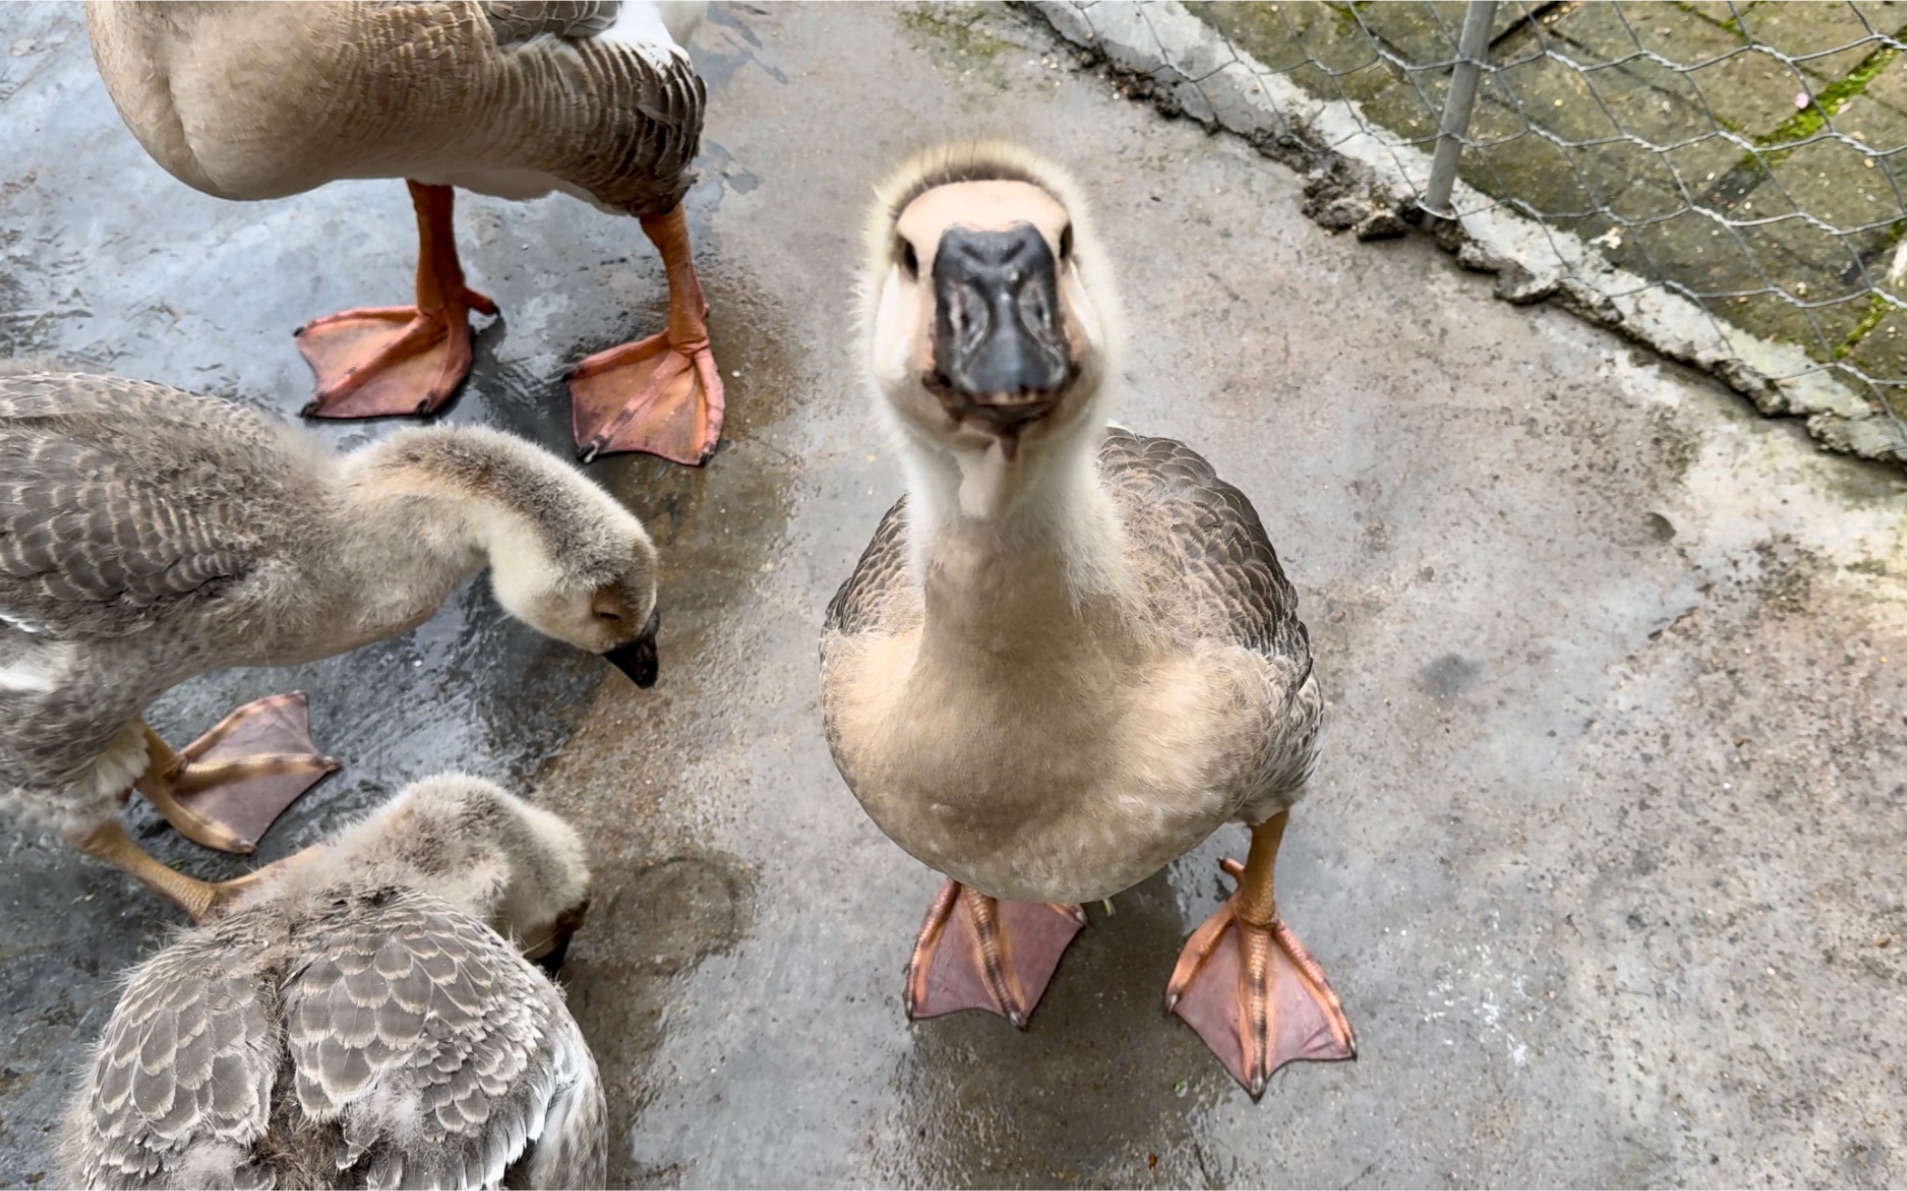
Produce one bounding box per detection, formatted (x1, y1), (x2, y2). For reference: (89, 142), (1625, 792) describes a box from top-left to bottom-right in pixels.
(3, 1), (1907, 1186)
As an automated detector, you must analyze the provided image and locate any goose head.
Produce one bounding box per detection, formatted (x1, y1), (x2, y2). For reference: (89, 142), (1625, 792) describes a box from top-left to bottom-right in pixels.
(330, 773), (594, 970)
(861, 142), (1122, 521)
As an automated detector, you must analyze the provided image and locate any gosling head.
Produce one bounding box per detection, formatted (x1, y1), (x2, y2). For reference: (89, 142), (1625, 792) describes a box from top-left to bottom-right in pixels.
(861, 142), (1121, 515)
(331, 773), (594, 971)
(491, 529), (661, 689)
(453, 430), (662, 688)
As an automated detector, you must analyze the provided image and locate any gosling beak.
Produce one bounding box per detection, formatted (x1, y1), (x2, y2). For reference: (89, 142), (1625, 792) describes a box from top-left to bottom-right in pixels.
(529, 898), (592, 975)
(603, 606), (660, 688)
(929, 222), (1072, 444)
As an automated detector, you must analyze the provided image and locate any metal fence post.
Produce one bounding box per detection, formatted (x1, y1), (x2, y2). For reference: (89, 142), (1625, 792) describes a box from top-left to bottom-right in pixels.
(1422, 0), (1497, 218)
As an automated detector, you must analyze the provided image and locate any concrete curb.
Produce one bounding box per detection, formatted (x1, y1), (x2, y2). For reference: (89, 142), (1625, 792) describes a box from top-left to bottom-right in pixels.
(1025, 0), (1907, 467)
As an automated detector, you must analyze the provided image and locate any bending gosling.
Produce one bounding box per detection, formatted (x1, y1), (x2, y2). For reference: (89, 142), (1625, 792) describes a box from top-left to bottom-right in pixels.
(1, 370), (660, 920)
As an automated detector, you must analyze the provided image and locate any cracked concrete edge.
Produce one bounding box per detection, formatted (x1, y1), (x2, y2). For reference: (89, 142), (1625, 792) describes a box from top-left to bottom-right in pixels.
(1024, 0), (1907, 469)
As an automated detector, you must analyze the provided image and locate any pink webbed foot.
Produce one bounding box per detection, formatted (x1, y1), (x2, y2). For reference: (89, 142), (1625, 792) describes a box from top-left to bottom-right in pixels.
(1166, 849), (1356, 1098)
(136, 692), (338, 855)
(568, 202), (725, 464)
(295, 180), (496, 420)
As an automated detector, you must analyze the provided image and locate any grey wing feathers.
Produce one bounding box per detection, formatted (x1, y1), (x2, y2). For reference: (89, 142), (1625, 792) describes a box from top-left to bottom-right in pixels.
(516, 1016), (608, 1189)
(823, 496), (909, 639)
(481, 0), (619, 46)
(67, 936), (278, 1190)
(1098, 428), (1310, 667)
(481, 0), (705, 216)
(0, 376), (291, 638)
(286, 893), (603, 1190)
(0, 437), (252, 635)
(580, 36), (705, 215)
(1100, 429), (1321, 812)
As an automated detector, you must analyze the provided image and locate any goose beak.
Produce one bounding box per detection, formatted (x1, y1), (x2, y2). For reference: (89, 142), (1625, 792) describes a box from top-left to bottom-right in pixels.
(529, 898), (592, 974)
(929, 222), (1072, 445)
(603, 606), (660, 688)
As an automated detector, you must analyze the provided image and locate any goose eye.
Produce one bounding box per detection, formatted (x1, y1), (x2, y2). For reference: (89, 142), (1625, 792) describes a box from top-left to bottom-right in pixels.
(1059, 224), (1074, 262)
(900, 240), (919, 280)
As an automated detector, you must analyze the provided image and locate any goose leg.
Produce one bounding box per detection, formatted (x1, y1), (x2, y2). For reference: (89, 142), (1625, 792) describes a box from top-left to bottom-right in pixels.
(133, 694), (338, 855)
(68, 821), (300, 923)
(295, 180), (497, 419)
(1165, 811), (1356, 1097)
(904, 879), (1086, 1029)
(568, 203), (726, 465)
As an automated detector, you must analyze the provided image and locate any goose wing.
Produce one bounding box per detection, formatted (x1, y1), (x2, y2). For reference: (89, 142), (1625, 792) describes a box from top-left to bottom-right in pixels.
(822, 494), (912, 641)
(64, 932), (277, 1189)
(1100, 428), (1321, 811)
(286, 891), (606, 1190)
(0, 378), (289, 640)
(476, 0), (708, 215)
(482, 1), (621, 43)
(1098, 427), (1309, 666)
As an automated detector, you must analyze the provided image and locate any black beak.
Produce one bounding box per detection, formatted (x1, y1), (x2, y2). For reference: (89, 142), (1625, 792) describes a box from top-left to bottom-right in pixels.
(930, 223), (1072, 436)
(603, 606), (660, 688)
(531, 898), (592, 975)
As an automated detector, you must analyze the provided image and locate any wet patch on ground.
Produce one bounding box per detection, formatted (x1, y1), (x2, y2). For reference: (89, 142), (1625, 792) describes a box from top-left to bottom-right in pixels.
(868, 871), (1240, 1189)
(560, 849), (756, 1189)
(514, 213), (807, 1186)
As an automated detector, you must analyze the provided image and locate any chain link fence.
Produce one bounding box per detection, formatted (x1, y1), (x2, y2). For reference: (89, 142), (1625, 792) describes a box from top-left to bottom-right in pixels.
(1030, 0), (1907, 466)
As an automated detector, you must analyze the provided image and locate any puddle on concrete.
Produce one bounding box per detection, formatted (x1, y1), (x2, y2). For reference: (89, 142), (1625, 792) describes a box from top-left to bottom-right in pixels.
(561, 849), (756, 1189)
(866, 871), (1239, 1190)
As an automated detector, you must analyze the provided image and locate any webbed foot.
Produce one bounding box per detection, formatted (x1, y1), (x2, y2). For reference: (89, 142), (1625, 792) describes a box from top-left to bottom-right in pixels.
(904, 879), (1086, 1029)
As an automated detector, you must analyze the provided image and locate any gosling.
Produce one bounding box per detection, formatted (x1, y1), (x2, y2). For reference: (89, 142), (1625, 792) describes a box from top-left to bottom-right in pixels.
(1, 369), (660, 919)
(59, 772), (606, 1189)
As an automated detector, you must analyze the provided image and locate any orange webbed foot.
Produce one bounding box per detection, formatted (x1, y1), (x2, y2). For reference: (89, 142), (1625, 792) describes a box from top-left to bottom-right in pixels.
(569, 201), (726, 465)
(904, 880), (1086, 1029)
(1166, 856), (1356, 1097)
(137, 692), (338, 855)
(295, 288), (495, 419)
(568, 327), (725, 465)
(295, 179), (496, 420)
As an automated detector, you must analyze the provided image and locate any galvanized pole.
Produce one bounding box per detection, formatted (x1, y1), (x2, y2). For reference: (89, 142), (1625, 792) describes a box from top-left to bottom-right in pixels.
(1422, 0), (1497, 218)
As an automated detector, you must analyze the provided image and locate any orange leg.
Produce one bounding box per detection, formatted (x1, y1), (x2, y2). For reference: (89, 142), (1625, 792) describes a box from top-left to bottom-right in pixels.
(904, 880), (1086, 1029)
(68, 822), (321, 923)
(1166, 812), (1356, 1097)
(295, 180), (497, 419)
(568, 203), (726, 465)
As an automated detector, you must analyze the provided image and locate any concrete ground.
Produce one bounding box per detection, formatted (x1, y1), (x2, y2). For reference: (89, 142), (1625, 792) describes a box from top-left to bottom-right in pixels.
(3, 2), (1906, 1186)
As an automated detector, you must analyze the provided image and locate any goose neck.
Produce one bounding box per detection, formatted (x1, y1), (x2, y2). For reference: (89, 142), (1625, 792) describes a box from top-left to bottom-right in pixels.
(910, 442), (1136, 667)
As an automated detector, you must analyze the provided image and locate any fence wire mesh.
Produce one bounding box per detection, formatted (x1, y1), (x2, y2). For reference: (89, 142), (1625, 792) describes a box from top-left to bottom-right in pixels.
(1036, 0), (1907, 463)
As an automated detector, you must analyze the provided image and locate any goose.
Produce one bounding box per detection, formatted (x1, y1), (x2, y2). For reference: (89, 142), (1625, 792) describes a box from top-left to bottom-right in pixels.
(86, 0), (723, 466)
(0, 369), (660, 922)
(59, 771), (606, 1190)
(819, 143), (1356, 1096)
